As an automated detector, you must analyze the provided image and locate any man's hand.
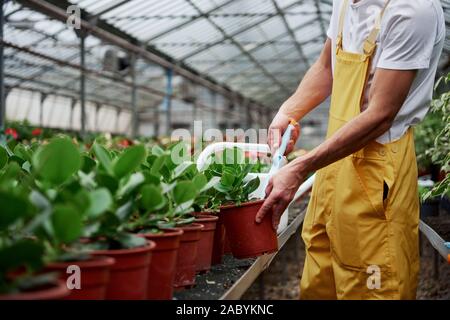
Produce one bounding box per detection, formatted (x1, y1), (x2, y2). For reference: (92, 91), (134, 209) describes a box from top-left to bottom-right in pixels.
(268, 112), (300, 155)
(255, 161), (307, 230)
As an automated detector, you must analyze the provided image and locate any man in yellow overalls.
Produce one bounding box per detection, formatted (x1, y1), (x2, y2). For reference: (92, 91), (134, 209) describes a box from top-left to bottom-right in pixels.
(256, 0), (445, 299)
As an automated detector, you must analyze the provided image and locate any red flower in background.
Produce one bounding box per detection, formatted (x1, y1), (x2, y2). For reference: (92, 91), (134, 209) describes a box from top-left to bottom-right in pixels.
(32, 128), (42, 136)
(5, 128), (18, 140)
(119, 139), (132, 147)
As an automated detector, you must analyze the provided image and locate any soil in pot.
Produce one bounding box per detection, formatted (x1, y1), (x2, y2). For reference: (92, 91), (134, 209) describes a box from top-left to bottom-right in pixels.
(91, 241), (155, 300)
(0, 280), (69, 300)
(194, 214), (219, 273)
(140, 228), (183, 300)
(173, 223), (204, 290)
(221, 200), (278, 259)
(44, 255), (115, 300)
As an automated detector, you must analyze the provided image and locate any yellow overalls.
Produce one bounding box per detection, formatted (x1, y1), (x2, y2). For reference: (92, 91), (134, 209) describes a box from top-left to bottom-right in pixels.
(300, 0), (420, 300)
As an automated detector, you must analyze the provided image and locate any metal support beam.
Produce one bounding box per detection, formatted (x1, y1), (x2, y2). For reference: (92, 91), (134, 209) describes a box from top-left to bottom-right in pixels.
(204, 19), (318, 75)
(0, 1), (5, 134)
(181, 1), (300, 61)
(39, 92), (47, 127)
(130, 53), (138, 138)
(91, 0), (129, 19)
(314, 0), (327, 41)
(70, 98), (76, 129)
(144, 0), (237, 43)
(79, 31), (87, 137)
(95, 103), (100, 132)
(270, 0), (310, 69)
(16, 0), (267, 111)
(184, 0), (290, 94)
(164, 68), (173, 136)
(115, 109), (121, 134)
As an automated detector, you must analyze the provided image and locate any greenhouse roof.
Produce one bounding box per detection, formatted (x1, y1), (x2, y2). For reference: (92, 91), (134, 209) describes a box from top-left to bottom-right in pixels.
(4, 0), (450, 112)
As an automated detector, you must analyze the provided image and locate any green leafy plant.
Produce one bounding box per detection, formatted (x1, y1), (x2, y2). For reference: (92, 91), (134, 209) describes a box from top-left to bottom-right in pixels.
(418, 73), (450, 201)
(0, 171), (52, 295)
(207, 148), (260, 206)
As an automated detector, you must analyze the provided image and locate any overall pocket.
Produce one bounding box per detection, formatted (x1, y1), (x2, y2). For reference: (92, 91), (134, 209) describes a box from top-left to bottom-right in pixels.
(329, 154), (392, 270)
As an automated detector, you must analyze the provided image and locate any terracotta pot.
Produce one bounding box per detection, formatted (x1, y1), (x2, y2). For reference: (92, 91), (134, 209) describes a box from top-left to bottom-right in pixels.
(0, 280), (69, 300)
(221, 200), (278, 259)
(44, 256), (115, 300)
(224, 233), (232, 255)
(140, 228), (183, 300)
(211, 212), (226, 265)
(91, 241), (155, 300)
(194, 214), (219, 273)
(173, 223), (203, 289)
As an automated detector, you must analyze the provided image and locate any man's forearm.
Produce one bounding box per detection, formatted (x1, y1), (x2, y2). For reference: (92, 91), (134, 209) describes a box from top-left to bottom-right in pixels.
(291, 107), (393, 176)
(291, 68), (417, 177)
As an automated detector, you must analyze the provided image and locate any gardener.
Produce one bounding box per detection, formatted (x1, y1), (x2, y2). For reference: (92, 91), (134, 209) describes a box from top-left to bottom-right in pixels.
(256, 0), (445, 299)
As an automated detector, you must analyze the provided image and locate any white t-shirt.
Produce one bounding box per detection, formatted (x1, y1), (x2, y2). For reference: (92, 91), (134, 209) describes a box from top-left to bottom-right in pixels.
(327, 0), (445, 143)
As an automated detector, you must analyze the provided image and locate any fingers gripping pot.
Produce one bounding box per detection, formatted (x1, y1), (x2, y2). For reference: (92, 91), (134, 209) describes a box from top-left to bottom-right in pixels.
(196, 135), (313, 259)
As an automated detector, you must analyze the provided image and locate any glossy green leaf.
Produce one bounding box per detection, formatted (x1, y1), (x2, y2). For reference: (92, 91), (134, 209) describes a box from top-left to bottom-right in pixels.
(81, 155), (96, 173)
(113, 145), (146, 179)
(0, 191), (28, 229)
(192, 173), (207, 191)
(92, 143), (112, 175)
(173, 181), (198, 205)
(33, 138), (81, 185)
(200, 176), (220, 193)
(86, 188), (112, 218)
(0, 146), (8, 169)
(51, 205), (83, 244)
(140, 184), (166, 211)
(173, 162), (195, 180)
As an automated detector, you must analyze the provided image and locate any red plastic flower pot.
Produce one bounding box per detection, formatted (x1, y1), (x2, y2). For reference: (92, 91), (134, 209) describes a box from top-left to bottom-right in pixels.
(0, 280), (69, 300)
(211, 215), (225, 265)
(221, 200), (278, 259)
(173, 223), (203, 290)
(193, 214), (219, 273)
(44, 256), (115, 300)
(140, 228), (183, 300)
(223, 233), (232, 255)
(91, 241), (155, 300)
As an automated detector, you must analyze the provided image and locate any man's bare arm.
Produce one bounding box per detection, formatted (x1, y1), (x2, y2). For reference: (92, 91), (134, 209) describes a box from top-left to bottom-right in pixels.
(268, 39), (333, 153)
(279, 38), (333, 120)
(293, 68), (417, 174)
(257, 67), (417, 228)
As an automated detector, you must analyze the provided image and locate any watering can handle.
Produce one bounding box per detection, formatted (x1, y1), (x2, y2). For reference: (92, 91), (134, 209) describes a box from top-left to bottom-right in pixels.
(196, 142), (270, 171)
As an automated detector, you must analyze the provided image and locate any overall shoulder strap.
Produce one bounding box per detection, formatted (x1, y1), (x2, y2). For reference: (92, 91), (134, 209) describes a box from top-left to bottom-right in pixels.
(337, 0), (350, 49)
(364, 0), (392, 55)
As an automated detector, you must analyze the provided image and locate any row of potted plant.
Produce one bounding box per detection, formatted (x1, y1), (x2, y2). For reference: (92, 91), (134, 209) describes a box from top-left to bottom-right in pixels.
(0, 137), (277, 300)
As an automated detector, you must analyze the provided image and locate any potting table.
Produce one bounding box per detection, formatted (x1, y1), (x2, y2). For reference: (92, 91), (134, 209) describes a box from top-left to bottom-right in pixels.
(173, 200), (309, 300)
(174, 176), (449, 300)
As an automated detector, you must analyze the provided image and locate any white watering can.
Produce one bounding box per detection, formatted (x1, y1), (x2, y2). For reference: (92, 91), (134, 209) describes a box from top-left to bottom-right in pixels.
(196, 124), (315, 234)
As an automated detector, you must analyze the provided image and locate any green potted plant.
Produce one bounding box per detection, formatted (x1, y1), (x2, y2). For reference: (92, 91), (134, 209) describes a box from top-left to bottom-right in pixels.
(416, 73), (450, 213)
(210, 148), (278, 259)
(0, 160), (68, 300)
(83, 141), (156, 300)
(126, 144), (215, 293)
(26, 138), (116, 300)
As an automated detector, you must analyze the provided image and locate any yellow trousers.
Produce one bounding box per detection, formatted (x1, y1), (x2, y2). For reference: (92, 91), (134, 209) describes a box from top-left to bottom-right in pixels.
(300, 129), (420, 299)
